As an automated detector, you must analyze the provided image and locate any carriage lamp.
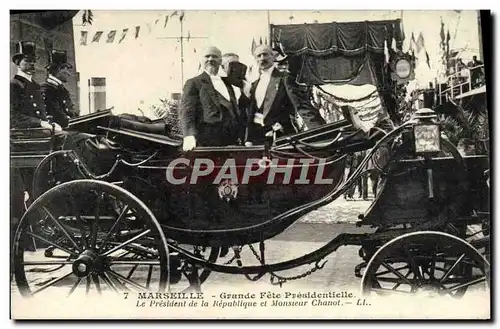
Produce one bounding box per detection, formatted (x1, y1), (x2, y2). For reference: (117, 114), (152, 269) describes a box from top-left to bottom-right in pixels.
(412, 108), (441, 154)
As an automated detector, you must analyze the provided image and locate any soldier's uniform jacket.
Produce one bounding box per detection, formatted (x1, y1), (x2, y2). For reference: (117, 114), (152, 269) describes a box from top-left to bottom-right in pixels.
(40, 75), (76, 128)
(10, 74), (47, 129)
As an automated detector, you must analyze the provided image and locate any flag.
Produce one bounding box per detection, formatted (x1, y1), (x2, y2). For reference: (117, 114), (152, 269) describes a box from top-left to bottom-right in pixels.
(193, 48), (196, 53)
(135, 26), (140, 39)
(119, 28), (128, 43)
(187, 31), (191, 42)
(440, 18), (445, 50)
(164, 15), (169, 27)
(259, 36), (263, 45)
(391, 37), (397, 52)
(264, 36), (268, 45)
(80, 31), (88, 45)
(446, 30), (451, 57)
(92, 31), (103, 43)
(416, 32), (425, 53)
(251, 38), (257, 54)
(106, 30), (117, 43)
(425, 51), (431, 69)
(155, 19), (159, 25)
(384, 40), (390, 64)
(171, 10), (178, 17)
(179, 11), (185, 22)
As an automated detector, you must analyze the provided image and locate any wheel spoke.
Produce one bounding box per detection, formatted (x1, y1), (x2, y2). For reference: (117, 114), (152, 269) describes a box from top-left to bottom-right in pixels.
(23, 260), (73, 266)
(67, 277), (83, 297)
(26, 232), (78, 257)
(70, 198), (89, 250)
(109, 260), (160, 266)
(86, 276), (91, 294)
(393, 270), (413, 290)
(100, 272), (119, 293)
(381, 262), (415, 287)
(146, 265), (153, 289)
(30, 271), (73, 296)
(105, 271), (130, 291)
(440, 253), (466, 283)
(92, 274), (102, 295)
(90, 193), (102, 249)
(100, 205), (130, 248)
(371, 287), (413, 295)
(107, 270), (150, 292)
(42, 206), (82, 253)
(101, 229), (151, 257)
(375, 265), (409, 277)
(447, 276), (487, 292)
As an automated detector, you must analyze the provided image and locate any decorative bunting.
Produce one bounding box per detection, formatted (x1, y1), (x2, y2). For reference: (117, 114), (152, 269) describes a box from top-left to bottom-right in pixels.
(92, 31), (103, 43)
(80, 31), (88, 46)
(106, 30), (117, 43)
(79, 11), (187, 47)
(119, 28), (128, 43)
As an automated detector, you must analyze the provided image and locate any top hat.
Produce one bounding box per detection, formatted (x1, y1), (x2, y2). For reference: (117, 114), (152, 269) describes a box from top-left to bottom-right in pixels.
(12, 41), (38, 64)
(46, 49), (73, 70)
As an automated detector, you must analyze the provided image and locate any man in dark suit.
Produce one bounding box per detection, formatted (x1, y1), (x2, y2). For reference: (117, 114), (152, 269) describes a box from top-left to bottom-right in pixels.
(10, 41), (62, 133)
(40, 49), (78, 128)
(179, 46), (246, 150)
(245, 45), (325, 145)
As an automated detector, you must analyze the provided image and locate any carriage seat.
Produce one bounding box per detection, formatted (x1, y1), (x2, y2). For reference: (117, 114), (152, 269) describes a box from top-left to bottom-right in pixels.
(109, 115), (168, 135)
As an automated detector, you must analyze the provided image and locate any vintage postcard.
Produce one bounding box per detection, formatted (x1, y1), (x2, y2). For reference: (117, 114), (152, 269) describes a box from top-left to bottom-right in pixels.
(9, 9), (491, 320)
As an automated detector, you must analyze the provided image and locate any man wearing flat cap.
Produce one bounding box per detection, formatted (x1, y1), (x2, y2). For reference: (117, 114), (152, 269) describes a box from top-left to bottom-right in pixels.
(10, 41), (62, 133)
(41, 49), (78, 128)
(245, 44), (325, 145)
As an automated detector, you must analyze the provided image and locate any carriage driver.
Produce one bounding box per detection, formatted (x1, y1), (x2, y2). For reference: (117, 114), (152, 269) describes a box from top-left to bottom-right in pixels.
(41, 49), (79, 129)
(10, 41), (62, 133)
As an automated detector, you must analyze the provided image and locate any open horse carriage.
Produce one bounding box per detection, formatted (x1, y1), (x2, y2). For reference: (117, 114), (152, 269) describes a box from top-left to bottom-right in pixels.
(10, 19), (490, 301)
(10, 103), (490, 299)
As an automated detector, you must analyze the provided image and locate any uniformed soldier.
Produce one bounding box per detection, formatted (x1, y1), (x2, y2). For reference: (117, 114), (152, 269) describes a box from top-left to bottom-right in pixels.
(10, 41), (62, 133)
(40, 49), (78, 128)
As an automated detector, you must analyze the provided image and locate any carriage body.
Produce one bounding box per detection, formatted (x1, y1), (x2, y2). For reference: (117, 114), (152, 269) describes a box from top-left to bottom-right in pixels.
(10, 109), (490, 299)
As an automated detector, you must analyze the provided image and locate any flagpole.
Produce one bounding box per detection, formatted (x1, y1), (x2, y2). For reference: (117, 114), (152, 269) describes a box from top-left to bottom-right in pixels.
(180, 17), (184, 92)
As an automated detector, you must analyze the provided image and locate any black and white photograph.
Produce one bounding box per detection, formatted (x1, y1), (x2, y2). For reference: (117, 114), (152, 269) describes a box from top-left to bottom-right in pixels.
(8, 8), (491, 320)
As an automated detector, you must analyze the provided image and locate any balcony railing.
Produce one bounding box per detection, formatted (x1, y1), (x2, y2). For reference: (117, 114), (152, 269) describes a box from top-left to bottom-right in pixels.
(438, 64), (485, 101)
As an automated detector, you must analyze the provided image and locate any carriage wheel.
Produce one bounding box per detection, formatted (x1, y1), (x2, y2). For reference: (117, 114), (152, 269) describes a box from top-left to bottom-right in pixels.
(31, 151), (82, 201)
(361, 231), (489, 299)
(12, 179), (170, 298)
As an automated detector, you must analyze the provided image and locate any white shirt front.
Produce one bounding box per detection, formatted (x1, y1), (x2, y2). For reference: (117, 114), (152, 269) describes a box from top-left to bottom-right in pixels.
(16, 69), (32, 82)
(205, 70), (230, 101)
(255, 66), (274, 109)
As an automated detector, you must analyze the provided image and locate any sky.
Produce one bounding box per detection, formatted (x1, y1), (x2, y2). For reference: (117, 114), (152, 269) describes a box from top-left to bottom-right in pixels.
(72, 10), (482, 116)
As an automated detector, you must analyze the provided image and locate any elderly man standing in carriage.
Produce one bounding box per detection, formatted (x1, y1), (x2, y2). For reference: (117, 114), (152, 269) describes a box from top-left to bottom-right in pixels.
(179, 46), (247, 151)
(245, 45), (325, 145)
(40, 49), (79, 129)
